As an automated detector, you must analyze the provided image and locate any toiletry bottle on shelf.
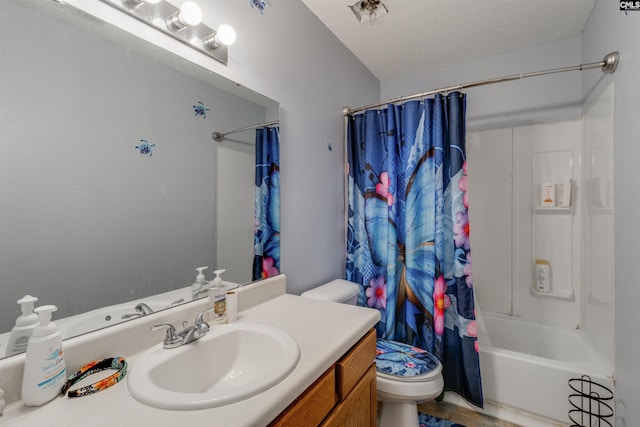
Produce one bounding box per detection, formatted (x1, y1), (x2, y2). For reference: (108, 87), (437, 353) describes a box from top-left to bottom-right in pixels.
(558, 178), (572, 208)
(207, 269), (227, 324)
(541, 180), (555, 207)
(191, 266), (208, 300)
(4, 295), (39, 357)
(22, 305), (66, 406)
(535, 260), (551, 293)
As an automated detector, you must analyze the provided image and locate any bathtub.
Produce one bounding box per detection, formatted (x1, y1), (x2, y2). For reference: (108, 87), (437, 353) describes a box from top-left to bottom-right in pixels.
(476, 312), (614, 426)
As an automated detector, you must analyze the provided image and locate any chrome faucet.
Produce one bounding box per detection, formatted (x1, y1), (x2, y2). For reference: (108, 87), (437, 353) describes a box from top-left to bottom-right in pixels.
(152, 307), (214, 349)
(135, 302), (154, 315)
(166, 298), (185, 308)
(121, 302), (155, 319)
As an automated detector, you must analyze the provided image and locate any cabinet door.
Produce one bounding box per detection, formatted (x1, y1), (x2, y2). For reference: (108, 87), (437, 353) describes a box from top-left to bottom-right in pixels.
(321, 364), (376, 427)
(336, 329), (376, 400)
(269, 368), (337, 427)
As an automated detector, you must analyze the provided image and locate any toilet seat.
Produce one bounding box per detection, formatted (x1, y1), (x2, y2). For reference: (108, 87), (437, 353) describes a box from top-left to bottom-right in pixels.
(375, 339), (442, 383)
(377, 368), (441, 383)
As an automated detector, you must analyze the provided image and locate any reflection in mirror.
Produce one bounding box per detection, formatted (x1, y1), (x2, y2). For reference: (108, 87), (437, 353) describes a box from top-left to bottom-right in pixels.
(0, 0), (279, 358)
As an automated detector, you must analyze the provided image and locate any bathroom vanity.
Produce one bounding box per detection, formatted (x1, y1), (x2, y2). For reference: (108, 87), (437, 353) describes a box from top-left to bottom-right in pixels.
(270, 328), (377, 426)
(0, 275), (380, 426)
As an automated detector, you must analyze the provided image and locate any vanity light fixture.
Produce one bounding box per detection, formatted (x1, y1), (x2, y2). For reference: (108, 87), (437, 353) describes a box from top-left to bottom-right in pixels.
(202, 24), (237, 50)
(165, 1), (202, 31)
(97, 0), (235, 65)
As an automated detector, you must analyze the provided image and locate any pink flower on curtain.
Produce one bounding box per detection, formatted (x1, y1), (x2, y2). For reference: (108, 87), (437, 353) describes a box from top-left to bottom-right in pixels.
(459, 161), (469, 208)
(375, 172), (394, 206)
(464, 252), (473, 287)
(433, 275), (451, 335)
(467, 320), (477, 336)
(454, 211), (471, 250)
(261, 257), (279, 278)
(467, 318), (479, 352)
(366, 275), (387, 310)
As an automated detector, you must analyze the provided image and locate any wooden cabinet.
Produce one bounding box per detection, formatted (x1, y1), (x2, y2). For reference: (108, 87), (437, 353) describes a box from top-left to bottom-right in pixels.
(269, 329), (377, 427)
(268, 367), (338, 427)
(321, 364), (376, 427)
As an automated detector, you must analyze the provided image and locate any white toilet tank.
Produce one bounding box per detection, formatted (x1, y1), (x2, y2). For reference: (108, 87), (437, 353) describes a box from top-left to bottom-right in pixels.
(301, 279), (360, 305)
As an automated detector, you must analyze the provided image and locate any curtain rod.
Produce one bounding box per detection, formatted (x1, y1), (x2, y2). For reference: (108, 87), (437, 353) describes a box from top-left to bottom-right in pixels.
(212, 120), (279, 142)
(343, 51), (619, 116)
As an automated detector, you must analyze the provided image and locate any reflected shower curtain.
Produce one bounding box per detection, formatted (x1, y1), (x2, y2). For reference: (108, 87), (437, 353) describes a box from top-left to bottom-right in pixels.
(252, 126), (280, 281)
(346, 93), (482, 407)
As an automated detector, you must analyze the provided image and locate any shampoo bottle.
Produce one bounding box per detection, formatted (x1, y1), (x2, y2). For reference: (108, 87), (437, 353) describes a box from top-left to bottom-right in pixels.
(208, 269), (227, 324)
(4, 295), (39, 357)
(191, 266), (208, 300)
(21, 305), (66, 406)
(535, 260), (551, 293)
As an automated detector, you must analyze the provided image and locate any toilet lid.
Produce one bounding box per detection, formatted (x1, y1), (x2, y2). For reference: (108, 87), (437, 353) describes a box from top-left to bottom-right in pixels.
(375, 339), (442, 382)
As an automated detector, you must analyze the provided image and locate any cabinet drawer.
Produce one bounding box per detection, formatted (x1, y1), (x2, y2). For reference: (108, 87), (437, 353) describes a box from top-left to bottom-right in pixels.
(321, 363), (376, 427)
(268, 367), (337, 427)
(335, 329), (376, 400)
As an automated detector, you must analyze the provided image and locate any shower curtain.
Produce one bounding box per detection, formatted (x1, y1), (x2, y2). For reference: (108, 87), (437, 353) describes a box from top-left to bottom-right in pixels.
(252, 126), (280, 281)
(346, 93), (482, 407)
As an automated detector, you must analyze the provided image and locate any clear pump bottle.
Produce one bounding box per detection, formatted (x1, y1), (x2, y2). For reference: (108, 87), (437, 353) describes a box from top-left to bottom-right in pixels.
(5, 295), (39, 357)
(191, 266), (208, 300)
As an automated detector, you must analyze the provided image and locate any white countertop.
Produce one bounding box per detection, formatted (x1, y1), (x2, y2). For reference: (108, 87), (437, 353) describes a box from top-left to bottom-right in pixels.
(0, 294), (380, 427)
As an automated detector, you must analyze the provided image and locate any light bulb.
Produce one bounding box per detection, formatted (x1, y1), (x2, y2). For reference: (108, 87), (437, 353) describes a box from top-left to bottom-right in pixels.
(216, 24), (236, 46)
(178, 1), (202, 26)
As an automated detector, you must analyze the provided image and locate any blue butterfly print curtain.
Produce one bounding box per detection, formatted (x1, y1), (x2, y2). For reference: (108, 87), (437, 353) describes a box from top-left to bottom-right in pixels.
(252, 126), (280, 281)
(346, 93), (482, 407)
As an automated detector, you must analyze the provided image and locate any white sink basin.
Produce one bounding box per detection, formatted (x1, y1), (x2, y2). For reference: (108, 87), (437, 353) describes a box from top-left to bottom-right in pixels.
(127, 322), (300, 410)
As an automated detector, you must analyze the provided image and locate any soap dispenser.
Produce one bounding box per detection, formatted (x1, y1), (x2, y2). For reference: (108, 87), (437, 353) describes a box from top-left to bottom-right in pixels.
(22, 305), (66, 406)
(191, 266), (208, 300)
(4, 295), (39, 357)
(207, 269), (227, 324)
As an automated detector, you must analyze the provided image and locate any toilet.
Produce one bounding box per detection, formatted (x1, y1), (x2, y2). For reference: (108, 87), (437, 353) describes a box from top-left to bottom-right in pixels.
(301, 279), (444, 427)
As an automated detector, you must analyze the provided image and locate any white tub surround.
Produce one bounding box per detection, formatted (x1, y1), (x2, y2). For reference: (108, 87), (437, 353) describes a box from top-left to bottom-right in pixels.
(0, 275), (380, 426)
(477, 312), (614, 425)
(466, 107), (616, 425)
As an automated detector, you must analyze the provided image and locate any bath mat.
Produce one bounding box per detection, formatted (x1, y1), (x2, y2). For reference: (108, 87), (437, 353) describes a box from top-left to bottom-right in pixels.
(418, 412), (466, 427)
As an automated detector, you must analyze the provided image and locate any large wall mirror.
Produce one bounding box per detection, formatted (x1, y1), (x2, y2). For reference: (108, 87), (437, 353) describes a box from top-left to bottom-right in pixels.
(0, 0), (280, 359)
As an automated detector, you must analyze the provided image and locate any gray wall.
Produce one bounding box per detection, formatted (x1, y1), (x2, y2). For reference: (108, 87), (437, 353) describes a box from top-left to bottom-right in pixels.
(583, 1), (640, 425)
(65, 0), (381, 297)
(0, 1), (266, 326)
(190, 0), (382, 294)
(381, 35), (583, 132)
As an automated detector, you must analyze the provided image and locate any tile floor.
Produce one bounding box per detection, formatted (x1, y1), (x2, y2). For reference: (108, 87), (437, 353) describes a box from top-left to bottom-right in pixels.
(417, 400), (523, 427)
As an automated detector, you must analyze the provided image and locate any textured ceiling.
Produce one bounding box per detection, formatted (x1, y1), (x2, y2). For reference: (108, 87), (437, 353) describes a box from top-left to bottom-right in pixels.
(301, 0), (597, 80)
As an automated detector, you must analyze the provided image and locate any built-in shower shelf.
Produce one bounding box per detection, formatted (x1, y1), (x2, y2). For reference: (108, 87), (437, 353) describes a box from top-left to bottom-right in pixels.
(530, 286), (574, 300)
(533, 206), (574, 215)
